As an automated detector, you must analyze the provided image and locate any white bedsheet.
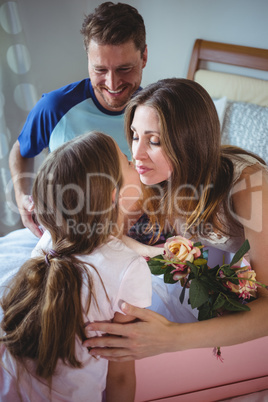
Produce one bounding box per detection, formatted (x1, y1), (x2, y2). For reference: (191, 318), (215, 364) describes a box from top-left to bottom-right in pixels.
(0, 228), (38, 289)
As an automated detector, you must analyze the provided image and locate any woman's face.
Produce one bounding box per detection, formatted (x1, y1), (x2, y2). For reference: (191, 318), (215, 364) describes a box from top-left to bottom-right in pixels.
(131, 105), (173, 185)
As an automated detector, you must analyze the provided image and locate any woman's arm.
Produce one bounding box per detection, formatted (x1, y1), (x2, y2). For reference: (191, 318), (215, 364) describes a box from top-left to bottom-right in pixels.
(122, 235), (164, 258)
(83, 166), (268, 361)
(106, 312), (136, 401)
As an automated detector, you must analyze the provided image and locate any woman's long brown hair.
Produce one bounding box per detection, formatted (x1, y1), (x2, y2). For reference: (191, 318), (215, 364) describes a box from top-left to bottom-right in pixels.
(125, 78), (265, 241)
(0, 131), (122, 379)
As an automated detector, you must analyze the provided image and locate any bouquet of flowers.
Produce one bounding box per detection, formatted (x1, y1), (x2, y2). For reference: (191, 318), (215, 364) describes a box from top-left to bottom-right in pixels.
(147, 236), (266, 323)
(147, 236), (267, 361)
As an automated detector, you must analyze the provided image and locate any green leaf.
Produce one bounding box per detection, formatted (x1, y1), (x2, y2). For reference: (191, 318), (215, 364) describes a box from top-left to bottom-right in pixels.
(194, 258), (208, 266)
(163, 265), (177, 284)
(212, 294), (226, 311)
(224, 298), (250, 312)
(149, 265), (165, 275)
(230, 240), (250, 267)
(198, 302), (215, 321)
(147, 255), (166, 275)
(187, 261), (199, 277)
(220, 265), (236, 277)
(193, 242), (203, 248)
(207, 265), (220, 276)
(189, 279), (209, 308)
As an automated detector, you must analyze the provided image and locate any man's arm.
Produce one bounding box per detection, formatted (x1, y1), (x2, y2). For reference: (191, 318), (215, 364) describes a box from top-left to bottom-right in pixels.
(9, 140), (43, 237)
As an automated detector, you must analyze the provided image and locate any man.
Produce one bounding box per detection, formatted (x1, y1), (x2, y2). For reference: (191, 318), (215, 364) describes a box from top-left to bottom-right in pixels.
(8, 1), (147, 238)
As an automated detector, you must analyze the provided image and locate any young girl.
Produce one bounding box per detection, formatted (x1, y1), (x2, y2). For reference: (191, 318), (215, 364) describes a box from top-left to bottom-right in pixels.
(0, 131), (152, 401)
(83, 78), (268, 360)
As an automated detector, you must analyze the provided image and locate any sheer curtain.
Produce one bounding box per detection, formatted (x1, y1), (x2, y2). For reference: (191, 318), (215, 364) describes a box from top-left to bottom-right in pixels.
(0, 1), (39, 236)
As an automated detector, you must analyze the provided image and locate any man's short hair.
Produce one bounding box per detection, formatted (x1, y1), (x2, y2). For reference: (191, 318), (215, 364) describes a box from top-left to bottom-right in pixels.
(81, 2), (146, 55)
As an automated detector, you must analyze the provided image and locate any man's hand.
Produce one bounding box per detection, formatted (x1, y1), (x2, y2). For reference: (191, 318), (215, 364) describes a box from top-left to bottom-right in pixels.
(9, 140), (43, 238)
(19, 195), (44, 238)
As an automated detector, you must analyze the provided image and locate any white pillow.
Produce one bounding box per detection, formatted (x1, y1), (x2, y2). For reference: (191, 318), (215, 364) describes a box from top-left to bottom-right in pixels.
(213, 96), (227, 129)
(221, 101), (268, 164)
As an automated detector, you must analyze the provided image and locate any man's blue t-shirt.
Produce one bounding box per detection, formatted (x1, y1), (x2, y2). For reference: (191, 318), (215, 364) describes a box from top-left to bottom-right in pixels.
(18, 79), (132, 159)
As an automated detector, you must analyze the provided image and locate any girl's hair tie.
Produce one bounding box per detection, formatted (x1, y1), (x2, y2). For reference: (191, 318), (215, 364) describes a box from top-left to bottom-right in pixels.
(45, 249), (60, 266)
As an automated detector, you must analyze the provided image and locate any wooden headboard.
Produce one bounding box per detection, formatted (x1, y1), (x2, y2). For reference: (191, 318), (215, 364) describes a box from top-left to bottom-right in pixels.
(187, 39), (268, 80)
(186, 39), (268, 106)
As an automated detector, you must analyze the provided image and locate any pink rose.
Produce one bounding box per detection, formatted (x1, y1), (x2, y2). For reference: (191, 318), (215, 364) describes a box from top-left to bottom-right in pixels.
(225, 266), (258, 300)
(163, 236), (201, 280)
(164, 236), (201, 264)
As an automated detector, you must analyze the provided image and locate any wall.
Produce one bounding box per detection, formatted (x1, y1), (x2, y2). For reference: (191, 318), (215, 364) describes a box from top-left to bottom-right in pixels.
(142, 0), (268, 84)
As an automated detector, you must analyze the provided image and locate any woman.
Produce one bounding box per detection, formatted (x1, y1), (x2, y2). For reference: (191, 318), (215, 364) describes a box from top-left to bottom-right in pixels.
(83, 78), (268, 360)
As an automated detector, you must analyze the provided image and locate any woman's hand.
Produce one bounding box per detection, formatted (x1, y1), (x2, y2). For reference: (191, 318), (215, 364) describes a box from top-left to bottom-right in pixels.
(83, 303), (178, 361)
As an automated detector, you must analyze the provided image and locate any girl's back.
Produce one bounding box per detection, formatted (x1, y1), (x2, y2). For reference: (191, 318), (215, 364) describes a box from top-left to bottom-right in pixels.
(1, 236), (151, 401)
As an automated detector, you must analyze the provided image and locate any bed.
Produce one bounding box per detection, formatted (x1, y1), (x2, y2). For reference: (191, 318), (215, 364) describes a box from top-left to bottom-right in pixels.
(135, 39), (268, 402)
(0, 39), (268, 402)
